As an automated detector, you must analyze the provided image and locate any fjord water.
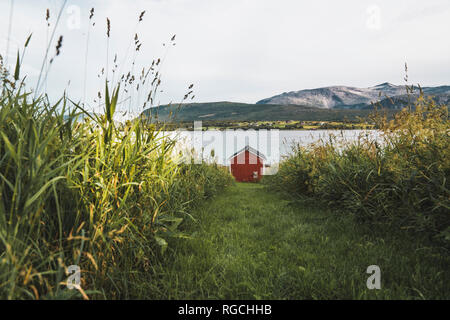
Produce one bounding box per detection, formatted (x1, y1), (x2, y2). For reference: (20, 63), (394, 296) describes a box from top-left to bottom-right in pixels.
(166, 130), (382, 166)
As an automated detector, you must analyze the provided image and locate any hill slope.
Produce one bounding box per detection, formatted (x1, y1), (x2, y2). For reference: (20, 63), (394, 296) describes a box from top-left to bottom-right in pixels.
(141, 101), (379, 122)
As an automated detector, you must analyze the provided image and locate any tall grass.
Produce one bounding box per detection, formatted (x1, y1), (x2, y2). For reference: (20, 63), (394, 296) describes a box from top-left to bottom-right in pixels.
(0, 73), (232, 300)
(0, 8), (232, 299)
(266, 92), (449, 243)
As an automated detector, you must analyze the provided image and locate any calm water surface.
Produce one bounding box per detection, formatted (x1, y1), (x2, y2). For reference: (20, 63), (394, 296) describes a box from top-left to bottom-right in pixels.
(165, 129), (382, 166)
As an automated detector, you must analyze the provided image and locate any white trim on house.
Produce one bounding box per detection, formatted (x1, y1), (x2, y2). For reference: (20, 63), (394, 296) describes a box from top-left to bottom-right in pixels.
(227, 145), (267, 161)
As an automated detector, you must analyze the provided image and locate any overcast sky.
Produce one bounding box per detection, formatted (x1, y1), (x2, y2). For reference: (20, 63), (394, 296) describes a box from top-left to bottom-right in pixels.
(1, 0), (450, 115)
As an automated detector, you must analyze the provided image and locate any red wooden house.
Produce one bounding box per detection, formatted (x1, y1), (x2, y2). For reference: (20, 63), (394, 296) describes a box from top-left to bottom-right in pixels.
(228, 146), (266, 182)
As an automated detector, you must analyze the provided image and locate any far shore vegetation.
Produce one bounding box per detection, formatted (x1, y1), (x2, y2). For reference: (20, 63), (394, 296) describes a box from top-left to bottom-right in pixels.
(145, 120), (376, 131)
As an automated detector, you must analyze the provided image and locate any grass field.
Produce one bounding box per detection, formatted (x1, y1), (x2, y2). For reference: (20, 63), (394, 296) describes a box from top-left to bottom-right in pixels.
(143, 183), (449, 299)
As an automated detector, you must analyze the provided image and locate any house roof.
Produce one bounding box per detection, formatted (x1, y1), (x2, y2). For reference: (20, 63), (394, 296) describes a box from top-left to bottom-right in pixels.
(228, 145), (267, 161)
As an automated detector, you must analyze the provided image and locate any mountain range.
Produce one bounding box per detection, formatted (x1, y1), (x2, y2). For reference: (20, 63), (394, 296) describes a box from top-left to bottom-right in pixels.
(142, 83), (450, 121)
(257, 83), (450, 109)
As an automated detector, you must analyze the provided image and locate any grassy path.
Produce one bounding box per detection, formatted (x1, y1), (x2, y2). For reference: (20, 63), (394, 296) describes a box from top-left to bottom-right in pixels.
(146, 183), (449, 299)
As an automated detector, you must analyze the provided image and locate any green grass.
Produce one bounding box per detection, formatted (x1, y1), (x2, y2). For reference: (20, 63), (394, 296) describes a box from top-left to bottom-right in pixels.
(0, 65), (233, 300)
(142, 183), (450, 299)
(0, 7), (234, 299)
(266, 95), (449, 241)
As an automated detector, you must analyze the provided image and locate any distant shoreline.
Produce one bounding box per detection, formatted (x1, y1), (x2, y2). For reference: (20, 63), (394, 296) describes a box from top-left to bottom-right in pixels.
(146, 120), (375, 131)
